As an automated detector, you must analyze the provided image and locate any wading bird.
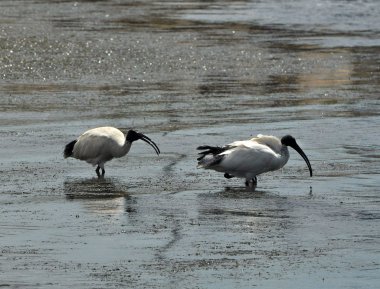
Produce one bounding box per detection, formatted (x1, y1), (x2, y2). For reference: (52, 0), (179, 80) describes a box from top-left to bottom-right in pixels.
(64, 127), (160, 177)
(197, 134), (312, 188)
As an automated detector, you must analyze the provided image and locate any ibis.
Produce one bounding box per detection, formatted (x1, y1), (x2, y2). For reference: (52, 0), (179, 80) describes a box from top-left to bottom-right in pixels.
(64, 127), (160, 177)
(197, 134), (312, 188)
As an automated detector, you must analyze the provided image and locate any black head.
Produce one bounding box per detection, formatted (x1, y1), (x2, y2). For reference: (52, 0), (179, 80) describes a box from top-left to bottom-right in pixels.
(126, 130), (160, 155)
(281, 135), (297, 146)
(281, 135), (313, 177)
(126, 130), (140, 142)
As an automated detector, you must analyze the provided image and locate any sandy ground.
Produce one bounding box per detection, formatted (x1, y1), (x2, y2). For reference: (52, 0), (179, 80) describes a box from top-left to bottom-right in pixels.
(0, 0), (379, 288)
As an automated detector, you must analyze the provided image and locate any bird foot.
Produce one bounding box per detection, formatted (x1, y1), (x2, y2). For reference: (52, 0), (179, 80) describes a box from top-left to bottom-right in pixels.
(224, 173), (234, 179)
(95, 166), (105, 178)
(245, 177), (257, 189)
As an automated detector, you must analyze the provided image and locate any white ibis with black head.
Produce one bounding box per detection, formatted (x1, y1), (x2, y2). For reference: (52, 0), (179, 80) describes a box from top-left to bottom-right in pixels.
(197, 134), (312, 188)
(64, 127), (160, 177)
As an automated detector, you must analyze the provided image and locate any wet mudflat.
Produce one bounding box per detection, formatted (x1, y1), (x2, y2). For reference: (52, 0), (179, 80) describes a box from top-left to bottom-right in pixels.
(0, 0), (379, 288)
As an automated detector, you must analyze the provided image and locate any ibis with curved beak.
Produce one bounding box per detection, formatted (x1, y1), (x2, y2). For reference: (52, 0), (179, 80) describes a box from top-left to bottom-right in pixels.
(64, 127), (160, 177)
(197, 134), (312, 188)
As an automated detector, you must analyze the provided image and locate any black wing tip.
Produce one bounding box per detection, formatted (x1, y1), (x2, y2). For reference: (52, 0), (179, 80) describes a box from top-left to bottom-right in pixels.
(197, 155), (205, 161)
(196, 145), (226, 161)
(197, 145), (210, 161)
(196, 145), (225, 154)
(198, 154), (225, 168)
(64, 140), (77, 158)
(197, 145), (211, 150)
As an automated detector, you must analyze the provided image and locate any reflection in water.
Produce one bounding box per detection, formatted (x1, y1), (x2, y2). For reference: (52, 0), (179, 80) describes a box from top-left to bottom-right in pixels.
(64, 177), (128, 199)
(64, 177), (132, 215)
(216, 186), (268, 199)
(296, 50), (353, 91)
(264, 49), (353, 95)
(198, 186), (291, 220)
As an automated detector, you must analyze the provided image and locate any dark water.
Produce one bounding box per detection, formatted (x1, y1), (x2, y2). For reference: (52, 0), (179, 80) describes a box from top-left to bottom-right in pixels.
(0, 0), (379, 288)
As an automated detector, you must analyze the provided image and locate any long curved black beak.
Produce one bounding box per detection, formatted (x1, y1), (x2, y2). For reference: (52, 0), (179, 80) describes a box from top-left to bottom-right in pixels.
(137, 133), (160, 156)
(289, 142), (313, 177)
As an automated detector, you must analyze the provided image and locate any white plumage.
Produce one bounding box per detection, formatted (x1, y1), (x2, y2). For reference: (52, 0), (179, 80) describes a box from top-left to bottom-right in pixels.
(73, 127), (130, 164)
(197, 134), (312, 188)
(64, 126), (160, 177)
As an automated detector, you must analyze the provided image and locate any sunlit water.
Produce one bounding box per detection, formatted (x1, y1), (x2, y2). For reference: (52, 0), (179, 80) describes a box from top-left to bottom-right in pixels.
(0, 0), (379, 288)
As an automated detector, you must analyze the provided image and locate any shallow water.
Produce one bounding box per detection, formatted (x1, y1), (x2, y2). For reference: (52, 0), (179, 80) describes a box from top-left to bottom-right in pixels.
(0, 0), (379, 288)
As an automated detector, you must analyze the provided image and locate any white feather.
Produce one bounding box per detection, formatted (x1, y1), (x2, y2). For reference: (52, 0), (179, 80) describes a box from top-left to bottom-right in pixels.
(65, 126), (160, 176)
(199, 134), (289, 180)
(73, 127), (131, 166)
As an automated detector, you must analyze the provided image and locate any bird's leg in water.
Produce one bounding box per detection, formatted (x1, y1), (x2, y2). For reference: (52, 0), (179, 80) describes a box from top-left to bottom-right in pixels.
(245, 177), (257, 188)
(95, 166), (105, 178)
(224, 173), (234, 179)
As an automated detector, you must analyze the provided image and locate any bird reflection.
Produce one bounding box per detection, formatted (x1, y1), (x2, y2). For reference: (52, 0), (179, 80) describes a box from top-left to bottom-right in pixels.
(64, 177), (134, 216)
(215, 186), (268, 199)
(197, 186), (290, 221)
(64, 177), (128, 199)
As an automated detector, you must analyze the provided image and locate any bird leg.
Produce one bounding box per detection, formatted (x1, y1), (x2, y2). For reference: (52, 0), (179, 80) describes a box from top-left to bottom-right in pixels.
(95, 166), (105, 177)
(95, 166), (101, 177)
(245, 177), (257, 188)
(224, 173), (234, 179)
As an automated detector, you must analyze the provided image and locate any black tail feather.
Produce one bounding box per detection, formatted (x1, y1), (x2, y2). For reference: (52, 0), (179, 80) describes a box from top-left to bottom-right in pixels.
(197, 145), (226, 161)
(64, 140), (77, 158)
